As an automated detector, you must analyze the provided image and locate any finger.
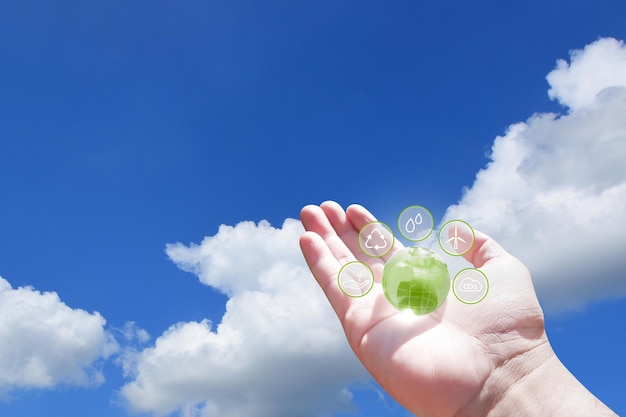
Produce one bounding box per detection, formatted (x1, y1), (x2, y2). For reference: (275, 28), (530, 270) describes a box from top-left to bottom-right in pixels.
(462, 229), (508, 268)
(320, 201), (354, 236)
(320, 201), (387, 270)
(299, 230), (352, 319)
(300, 204), (356, 266)
(459, 229), (542, 328)
(300, 230), (400, 351)
(346, 204), (404, 263)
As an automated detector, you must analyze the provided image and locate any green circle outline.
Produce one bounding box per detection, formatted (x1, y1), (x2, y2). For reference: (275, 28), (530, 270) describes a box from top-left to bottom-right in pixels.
(337, 261), (375, 298)
(397, 205), (435, 242)
(358, 221), (395, 258)
(438, 219), (475, 256)
(452, 268), (489, 304)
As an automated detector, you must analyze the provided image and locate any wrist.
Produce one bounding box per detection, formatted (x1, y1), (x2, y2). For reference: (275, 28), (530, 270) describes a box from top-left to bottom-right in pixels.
(459, 341), (617, 417)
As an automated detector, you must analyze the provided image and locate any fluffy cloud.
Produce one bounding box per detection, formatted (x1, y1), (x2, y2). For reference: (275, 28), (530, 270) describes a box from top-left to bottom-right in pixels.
(445, 37), (626, 310)
(120, 219), (367, 417)
(120, 37), (626, 416)
(547, 38), (626, 111)
(164, 221), (305, 297)
(0, 276), (118, 394)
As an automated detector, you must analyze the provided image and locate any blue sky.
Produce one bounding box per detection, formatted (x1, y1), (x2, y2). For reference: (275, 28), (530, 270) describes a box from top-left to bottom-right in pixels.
(1, 2), (625, 416)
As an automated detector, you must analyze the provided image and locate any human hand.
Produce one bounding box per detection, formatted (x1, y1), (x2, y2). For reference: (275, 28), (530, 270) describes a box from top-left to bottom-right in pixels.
(299, 201), (617, 417)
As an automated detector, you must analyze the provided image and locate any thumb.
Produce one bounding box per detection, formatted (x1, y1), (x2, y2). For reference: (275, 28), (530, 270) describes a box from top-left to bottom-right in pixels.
(462, 229), (509, 269)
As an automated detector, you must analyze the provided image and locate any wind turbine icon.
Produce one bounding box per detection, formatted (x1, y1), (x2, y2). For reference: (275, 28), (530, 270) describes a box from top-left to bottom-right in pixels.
(446, 225), (467, 250)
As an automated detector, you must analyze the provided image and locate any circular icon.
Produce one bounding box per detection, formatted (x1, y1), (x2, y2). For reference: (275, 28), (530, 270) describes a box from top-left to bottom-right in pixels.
(358, 221), (394, 258)
(382, 246), (450, 315)
(438, 220), (475, 256)
(452, 268), (489, 304)
(338, 261), (374, 297)
(397, 205), (434, 242)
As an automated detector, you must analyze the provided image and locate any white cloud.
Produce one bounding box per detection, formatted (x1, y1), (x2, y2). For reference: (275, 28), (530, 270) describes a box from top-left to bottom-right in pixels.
(164, 221), (305, 297)
(121, 219), (367, 417)
(445, 37), (626, 310)
(0, 276), (118, 395)
(120, 320), (151, 345)
(547, 37), (626, 111)
(120, 37), (626, 416)
(114, 321), (152, 380)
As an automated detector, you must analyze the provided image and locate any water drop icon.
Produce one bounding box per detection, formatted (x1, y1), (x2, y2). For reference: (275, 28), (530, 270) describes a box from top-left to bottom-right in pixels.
(405, 217), (416, 233)
(405, 213), (423, 234)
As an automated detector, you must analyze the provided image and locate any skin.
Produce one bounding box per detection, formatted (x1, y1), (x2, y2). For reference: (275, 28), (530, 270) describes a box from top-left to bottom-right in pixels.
(299, 201), (617, 417)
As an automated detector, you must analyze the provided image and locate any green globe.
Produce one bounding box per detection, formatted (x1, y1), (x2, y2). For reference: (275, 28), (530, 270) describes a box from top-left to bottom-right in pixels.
(382, 247), (451, 315)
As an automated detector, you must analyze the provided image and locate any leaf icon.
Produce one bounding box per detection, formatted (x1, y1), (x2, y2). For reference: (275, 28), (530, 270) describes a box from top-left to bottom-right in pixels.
(351, 269), (367, 280)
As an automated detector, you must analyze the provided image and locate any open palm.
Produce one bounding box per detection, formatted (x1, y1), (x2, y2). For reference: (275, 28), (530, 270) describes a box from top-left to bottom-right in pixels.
(299, 202), (547, 417)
